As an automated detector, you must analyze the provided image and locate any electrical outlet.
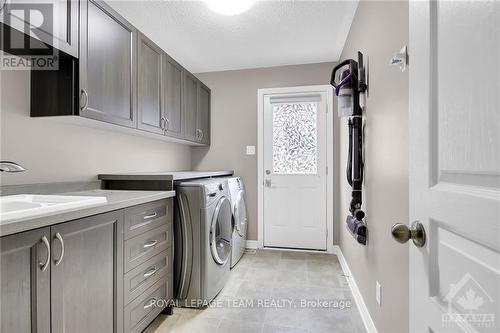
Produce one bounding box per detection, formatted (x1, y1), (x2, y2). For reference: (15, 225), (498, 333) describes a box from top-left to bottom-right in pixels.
(246, 146), (256, 155)
(376, 281), (381, 306)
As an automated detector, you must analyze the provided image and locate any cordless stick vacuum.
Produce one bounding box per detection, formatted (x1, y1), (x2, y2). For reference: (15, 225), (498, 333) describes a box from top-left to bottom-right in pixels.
(331, 52), (368, 245)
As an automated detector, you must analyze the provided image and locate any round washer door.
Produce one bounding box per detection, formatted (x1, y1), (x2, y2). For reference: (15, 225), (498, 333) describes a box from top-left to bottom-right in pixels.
(233, 190), (247, 237)
(210, 197), (232, 265)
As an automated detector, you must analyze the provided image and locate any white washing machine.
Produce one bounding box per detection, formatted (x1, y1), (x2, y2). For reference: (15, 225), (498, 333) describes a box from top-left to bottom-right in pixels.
(173, 178), (232, 307)
(226, 177), (248, 268)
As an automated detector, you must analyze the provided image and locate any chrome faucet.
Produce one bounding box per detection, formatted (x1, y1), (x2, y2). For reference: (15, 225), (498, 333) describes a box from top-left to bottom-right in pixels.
(0, 161), (26, 172)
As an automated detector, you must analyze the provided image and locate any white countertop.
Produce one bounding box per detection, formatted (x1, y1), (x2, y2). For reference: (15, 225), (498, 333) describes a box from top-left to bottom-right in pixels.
(0, 189), (175, 237)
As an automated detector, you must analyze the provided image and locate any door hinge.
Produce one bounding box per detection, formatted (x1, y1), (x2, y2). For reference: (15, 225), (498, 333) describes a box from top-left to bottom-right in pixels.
(326, 166), (329, 175)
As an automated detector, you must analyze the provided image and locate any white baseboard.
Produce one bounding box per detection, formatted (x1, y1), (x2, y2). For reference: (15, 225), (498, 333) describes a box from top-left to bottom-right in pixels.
(245, 240), (259, 250)
(332, 245), (378, 333)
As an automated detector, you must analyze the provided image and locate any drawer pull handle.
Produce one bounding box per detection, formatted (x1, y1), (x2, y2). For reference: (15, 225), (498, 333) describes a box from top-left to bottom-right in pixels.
(143, 298), (157, 309)
(143, 240), (158, 248)
(143, 267), (158, 278)
(143, 212), (158, 220)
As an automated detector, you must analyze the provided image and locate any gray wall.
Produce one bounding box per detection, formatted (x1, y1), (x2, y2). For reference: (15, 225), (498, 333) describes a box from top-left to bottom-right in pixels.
(192, 62), (336, 241)
(338, 1), (409, 333)
(0, 60), (191, 186)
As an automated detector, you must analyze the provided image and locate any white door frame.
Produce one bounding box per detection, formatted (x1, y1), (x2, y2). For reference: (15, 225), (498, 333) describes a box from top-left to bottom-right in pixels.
(257, 85), (335, 253)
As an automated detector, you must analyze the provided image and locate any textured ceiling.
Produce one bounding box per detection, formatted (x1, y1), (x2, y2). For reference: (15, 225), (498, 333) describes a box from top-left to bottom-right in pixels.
(108, 0), (358, 73)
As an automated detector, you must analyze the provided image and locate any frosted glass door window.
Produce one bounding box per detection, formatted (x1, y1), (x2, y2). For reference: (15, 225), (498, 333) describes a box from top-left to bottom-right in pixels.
(272, 102), (318, 174)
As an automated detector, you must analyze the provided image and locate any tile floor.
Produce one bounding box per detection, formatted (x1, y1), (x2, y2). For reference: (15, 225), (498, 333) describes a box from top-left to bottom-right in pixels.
(146, 249), (366, 333)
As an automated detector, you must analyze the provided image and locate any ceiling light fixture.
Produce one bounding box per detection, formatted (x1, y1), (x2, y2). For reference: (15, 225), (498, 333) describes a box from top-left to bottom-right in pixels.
(204, 0), (255, 16)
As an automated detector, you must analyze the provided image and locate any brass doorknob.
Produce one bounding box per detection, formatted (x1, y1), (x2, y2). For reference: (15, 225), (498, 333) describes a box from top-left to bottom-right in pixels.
(391, 221), (426, 247)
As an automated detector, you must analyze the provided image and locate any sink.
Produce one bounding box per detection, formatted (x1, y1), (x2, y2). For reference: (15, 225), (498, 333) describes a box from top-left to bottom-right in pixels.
(0, 195), (107, 223)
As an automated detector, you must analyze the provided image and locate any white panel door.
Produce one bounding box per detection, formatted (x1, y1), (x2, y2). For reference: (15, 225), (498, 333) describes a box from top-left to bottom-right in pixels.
(409, 1), (499, 332)
(263, 91), (328, 250)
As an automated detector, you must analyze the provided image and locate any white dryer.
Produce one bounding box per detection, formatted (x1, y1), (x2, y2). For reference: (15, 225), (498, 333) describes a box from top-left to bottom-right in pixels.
(226, 177), (248, 268)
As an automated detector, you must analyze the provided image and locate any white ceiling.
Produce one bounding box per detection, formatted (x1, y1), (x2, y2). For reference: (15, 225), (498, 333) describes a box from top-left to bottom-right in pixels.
(108, 1), (358, 73)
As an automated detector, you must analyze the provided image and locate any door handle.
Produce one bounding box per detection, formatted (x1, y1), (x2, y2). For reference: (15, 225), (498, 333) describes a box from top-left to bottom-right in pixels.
(39, 235), (51, 272)
(391, 221), (426, 247)
(53, 232), (65, 266)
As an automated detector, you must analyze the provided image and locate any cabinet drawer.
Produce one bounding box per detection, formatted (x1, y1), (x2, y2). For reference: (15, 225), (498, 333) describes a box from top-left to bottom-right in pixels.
(124, 224), (171, 272)
(124, 251), (171, 305)
(124, 199), (171, 240)
(124, 276), (169, 333)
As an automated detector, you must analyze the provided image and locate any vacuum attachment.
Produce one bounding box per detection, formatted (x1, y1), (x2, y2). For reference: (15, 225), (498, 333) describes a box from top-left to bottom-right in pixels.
(346, 215), (367, 245)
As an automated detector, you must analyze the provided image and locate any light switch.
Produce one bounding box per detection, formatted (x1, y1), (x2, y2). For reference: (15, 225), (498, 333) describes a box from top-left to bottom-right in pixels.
(246, 146), (256, 155)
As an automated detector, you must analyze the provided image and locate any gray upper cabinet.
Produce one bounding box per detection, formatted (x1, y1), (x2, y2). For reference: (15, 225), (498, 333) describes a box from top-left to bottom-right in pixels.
(1, 227), (51, 333)
(183, 71), (199, 142)
(50, 211), (124, 333)
(22, 0), (212, 145)
(79, 0), (137, 128)
(0, 0), (79, 57)
(197, 82), (211, 145)
(138, 33), (164, 135)
(163, 55), (184, 139)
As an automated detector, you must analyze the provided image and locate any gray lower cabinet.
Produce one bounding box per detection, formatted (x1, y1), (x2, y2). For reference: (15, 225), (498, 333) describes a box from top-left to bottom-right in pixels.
(163, 55), (184, 139)
(1, 199), (173, 333)
(50, 211), (124, 333)
(1, 213), (123, 333)
(183, 71), (199, 142)
(0, 0), (79, 57)
(79, 0), (137, 128)
(124, 276), (169, 333)
(138, 32), (164, 135)
(197, 82), (211, 145)
(123, 199), (173, 333)
(0, 227), (51, 333)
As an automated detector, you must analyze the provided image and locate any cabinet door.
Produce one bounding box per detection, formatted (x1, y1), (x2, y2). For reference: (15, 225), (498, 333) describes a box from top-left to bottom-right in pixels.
(137, 33), (164, 134)
(0, 0), (79, 57)
(163, 55), (183, 138)
(1, 228), (51, 333)
(79, 0), (137, 128)
(183, 71), (199, 142)
(50, 211), (124, 333)
(197, 82), (211, 145)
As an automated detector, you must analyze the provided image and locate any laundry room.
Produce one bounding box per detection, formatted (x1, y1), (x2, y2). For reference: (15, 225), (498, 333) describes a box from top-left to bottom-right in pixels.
(1, 1), (498, 333)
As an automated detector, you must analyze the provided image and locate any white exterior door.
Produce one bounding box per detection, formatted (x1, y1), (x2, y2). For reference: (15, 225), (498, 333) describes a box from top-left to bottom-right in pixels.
(409, 1), (499, 332)
(261, 88), (329, 250)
